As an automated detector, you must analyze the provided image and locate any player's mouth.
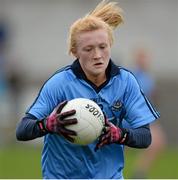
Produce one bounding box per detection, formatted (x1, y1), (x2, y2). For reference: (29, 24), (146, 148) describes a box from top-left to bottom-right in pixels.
(93, 62), (104, 67)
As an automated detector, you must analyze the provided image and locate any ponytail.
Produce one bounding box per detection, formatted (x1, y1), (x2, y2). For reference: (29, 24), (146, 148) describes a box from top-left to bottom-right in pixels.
(89, 0), (124, 29)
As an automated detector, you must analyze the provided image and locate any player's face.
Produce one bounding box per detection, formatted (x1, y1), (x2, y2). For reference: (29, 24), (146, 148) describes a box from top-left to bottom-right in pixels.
(74, 28), (111, 83)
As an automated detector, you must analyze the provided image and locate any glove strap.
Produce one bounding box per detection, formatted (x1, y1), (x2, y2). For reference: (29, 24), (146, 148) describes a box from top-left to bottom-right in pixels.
(37, 119), (48, 133)
(119, 128), (129, 144)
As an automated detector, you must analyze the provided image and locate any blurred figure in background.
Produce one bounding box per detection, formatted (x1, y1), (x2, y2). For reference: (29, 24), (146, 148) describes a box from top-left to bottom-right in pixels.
(131, 47), (166, 178)
(0, 18), (11, 130)
(0, 16), (23, 144)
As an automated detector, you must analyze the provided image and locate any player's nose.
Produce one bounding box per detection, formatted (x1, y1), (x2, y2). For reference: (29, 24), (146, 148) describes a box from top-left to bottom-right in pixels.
(93, 48), (102, 59)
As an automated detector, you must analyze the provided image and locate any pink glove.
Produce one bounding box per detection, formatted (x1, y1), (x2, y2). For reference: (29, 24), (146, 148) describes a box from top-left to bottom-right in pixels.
(38, 101), (78, 142)
(95, 118), (128, 151)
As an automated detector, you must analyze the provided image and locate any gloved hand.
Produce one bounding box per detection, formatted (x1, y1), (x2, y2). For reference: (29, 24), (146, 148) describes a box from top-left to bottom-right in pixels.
(37, 101), (78, 142)
(95, 118), (128, 151)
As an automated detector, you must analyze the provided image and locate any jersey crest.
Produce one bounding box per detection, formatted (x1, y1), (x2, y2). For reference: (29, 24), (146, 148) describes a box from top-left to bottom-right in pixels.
(112, 100), (123, 111)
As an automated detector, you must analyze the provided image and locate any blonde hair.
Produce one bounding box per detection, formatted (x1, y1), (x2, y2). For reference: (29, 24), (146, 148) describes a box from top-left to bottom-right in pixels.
(68, 0), (124, 56)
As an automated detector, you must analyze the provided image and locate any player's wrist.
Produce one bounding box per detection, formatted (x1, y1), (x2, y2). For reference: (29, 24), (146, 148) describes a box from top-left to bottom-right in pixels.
(117, 128), (129, 144)
(109, 124), (128, 144)
(37, 118), (50, 133)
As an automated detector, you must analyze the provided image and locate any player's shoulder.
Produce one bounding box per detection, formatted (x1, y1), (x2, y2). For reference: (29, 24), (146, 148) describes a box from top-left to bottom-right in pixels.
(48, 64), (73, 81)
(118, 67), (144, 92)
(42, 64), (74, 89)
(118, 66), (137, 81)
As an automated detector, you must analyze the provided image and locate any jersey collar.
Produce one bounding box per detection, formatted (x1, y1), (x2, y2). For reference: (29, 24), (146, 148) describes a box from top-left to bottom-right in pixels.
(71, 59), (120, 93)
(71, 59), (120, 80)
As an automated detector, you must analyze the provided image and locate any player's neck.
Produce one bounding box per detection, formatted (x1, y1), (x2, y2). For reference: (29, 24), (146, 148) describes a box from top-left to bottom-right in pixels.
(86, 73), (107, 87)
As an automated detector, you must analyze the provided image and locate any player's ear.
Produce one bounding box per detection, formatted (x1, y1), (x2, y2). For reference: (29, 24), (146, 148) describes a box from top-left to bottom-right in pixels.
(71, 48), (79, 59)
(73, 53), (79, 59)
(70, 47), (77, 58)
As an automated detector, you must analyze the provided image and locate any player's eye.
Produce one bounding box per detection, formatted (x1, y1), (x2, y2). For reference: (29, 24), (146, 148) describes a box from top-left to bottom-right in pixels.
(99, 44), (107, 49)
(84, 48), (92, 52)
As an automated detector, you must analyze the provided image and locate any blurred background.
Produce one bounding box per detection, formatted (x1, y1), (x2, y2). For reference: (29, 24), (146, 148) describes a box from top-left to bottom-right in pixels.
(0, 0), (177, 178)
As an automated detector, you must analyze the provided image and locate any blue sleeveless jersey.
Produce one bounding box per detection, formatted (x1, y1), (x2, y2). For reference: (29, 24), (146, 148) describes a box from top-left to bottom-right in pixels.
(27, 60), (159, 179)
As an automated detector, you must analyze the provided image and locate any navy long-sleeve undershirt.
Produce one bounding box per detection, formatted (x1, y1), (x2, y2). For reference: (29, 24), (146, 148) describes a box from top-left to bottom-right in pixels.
(16, 114), (151, 148)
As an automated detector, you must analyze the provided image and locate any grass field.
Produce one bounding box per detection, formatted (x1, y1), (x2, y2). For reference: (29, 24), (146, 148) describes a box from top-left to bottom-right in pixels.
(124, 147), (178, 179)
(0, 144), (178, 179)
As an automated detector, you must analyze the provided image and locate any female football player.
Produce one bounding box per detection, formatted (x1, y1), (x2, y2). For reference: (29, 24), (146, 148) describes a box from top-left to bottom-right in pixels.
(16, 1), (160, 178)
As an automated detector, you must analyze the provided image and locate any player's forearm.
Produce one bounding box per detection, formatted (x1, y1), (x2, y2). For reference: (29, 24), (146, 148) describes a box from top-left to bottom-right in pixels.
(125, 125), (151, 148)
(16, 114), (47, 141)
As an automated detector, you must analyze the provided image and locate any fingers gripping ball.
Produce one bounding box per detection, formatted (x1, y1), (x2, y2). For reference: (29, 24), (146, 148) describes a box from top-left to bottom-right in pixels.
(61, 98), (105, 145)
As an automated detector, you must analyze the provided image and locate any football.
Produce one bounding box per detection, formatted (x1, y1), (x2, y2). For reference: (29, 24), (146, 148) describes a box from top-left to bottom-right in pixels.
(61, 98), (105, 145)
